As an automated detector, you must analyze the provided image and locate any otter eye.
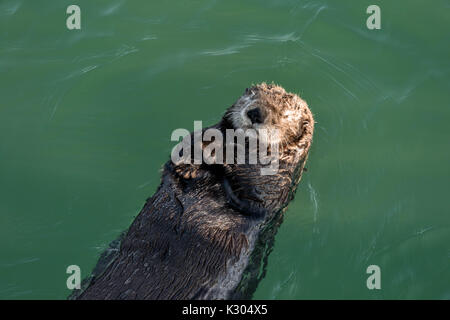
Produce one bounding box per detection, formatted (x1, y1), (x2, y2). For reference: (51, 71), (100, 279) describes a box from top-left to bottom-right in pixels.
(247, 108), (264, 124)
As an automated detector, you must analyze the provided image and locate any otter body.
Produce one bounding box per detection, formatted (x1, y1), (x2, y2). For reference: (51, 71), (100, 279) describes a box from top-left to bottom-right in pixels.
(75, 84), (314, 300)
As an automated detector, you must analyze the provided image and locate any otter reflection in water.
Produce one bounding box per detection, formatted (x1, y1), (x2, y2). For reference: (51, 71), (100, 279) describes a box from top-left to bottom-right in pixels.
(74, 83), (314, 300)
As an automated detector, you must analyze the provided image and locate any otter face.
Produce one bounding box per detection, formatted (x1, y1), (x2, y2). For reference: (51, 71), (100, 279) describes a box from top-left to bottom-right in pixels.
(225, 83), (311, 146)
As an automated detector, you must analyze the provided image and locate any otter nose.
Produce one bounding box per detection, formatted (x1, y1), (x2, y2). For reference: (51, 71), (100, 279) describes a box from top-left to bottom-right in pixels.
(247, 108), (264, 124)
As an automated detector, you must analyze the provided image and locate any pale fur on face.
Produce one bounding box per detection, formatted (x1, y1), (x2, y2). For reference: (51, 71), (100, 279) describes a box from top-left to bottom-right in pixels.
(225, 83), (308, 146)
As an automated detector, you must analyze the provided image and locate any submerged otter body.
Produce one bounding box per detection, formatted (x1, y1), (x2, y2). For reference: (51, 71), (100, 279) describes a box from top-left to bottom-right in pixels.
(75, 83), (314, 300)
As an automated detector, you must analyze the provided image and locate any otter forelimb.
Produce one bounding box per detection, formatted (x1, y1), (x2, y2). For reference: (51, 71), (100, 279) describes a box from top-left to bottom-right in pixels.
(223, 178), (268, 218)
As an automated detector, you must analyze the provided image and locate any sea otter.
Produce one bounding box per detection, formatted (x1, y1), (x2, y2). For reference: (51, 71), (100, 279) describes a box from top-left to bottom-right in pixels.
(73, 83), (314, 300)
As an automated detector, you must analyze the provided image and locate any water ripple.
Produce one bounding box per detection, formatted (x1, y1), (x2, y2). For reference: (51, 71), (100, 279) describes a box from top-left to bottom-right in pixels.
(244, 32), (300, 43)
(100, 0), (125, 16)
(0, 0), (21, 16)
(0, 257), (39, 268)
(201, 45), (249, 56)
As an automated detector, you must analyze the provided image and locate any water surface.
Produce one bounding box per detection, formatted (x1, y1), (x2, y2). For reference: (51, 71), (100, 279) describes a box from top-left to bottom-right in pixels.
(0, 0), (449, 299)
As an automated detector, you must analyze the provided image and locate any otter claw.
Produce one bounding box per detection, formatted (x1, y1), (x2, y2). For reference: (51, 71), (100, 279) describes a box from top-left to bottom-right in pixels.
(175, 165), (199, 180)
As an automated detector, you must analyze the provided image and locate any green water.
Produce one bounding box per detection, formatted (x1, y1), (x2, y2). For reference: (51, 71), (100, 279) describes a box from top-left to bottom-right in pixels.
(1, 0), (449, 299)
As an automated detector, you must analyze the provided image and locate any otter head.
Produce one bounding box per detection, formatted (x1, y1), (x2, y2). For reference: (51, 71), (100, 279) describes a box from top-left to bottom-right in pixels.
(224, 83), (313, 151)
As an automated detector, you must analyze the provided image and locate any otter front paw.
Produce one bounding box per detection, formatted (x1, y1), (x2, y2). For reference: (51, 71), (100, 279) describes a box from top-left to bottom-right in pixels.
(223, 178), (267, 218)
(175, 164), (200, 179)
